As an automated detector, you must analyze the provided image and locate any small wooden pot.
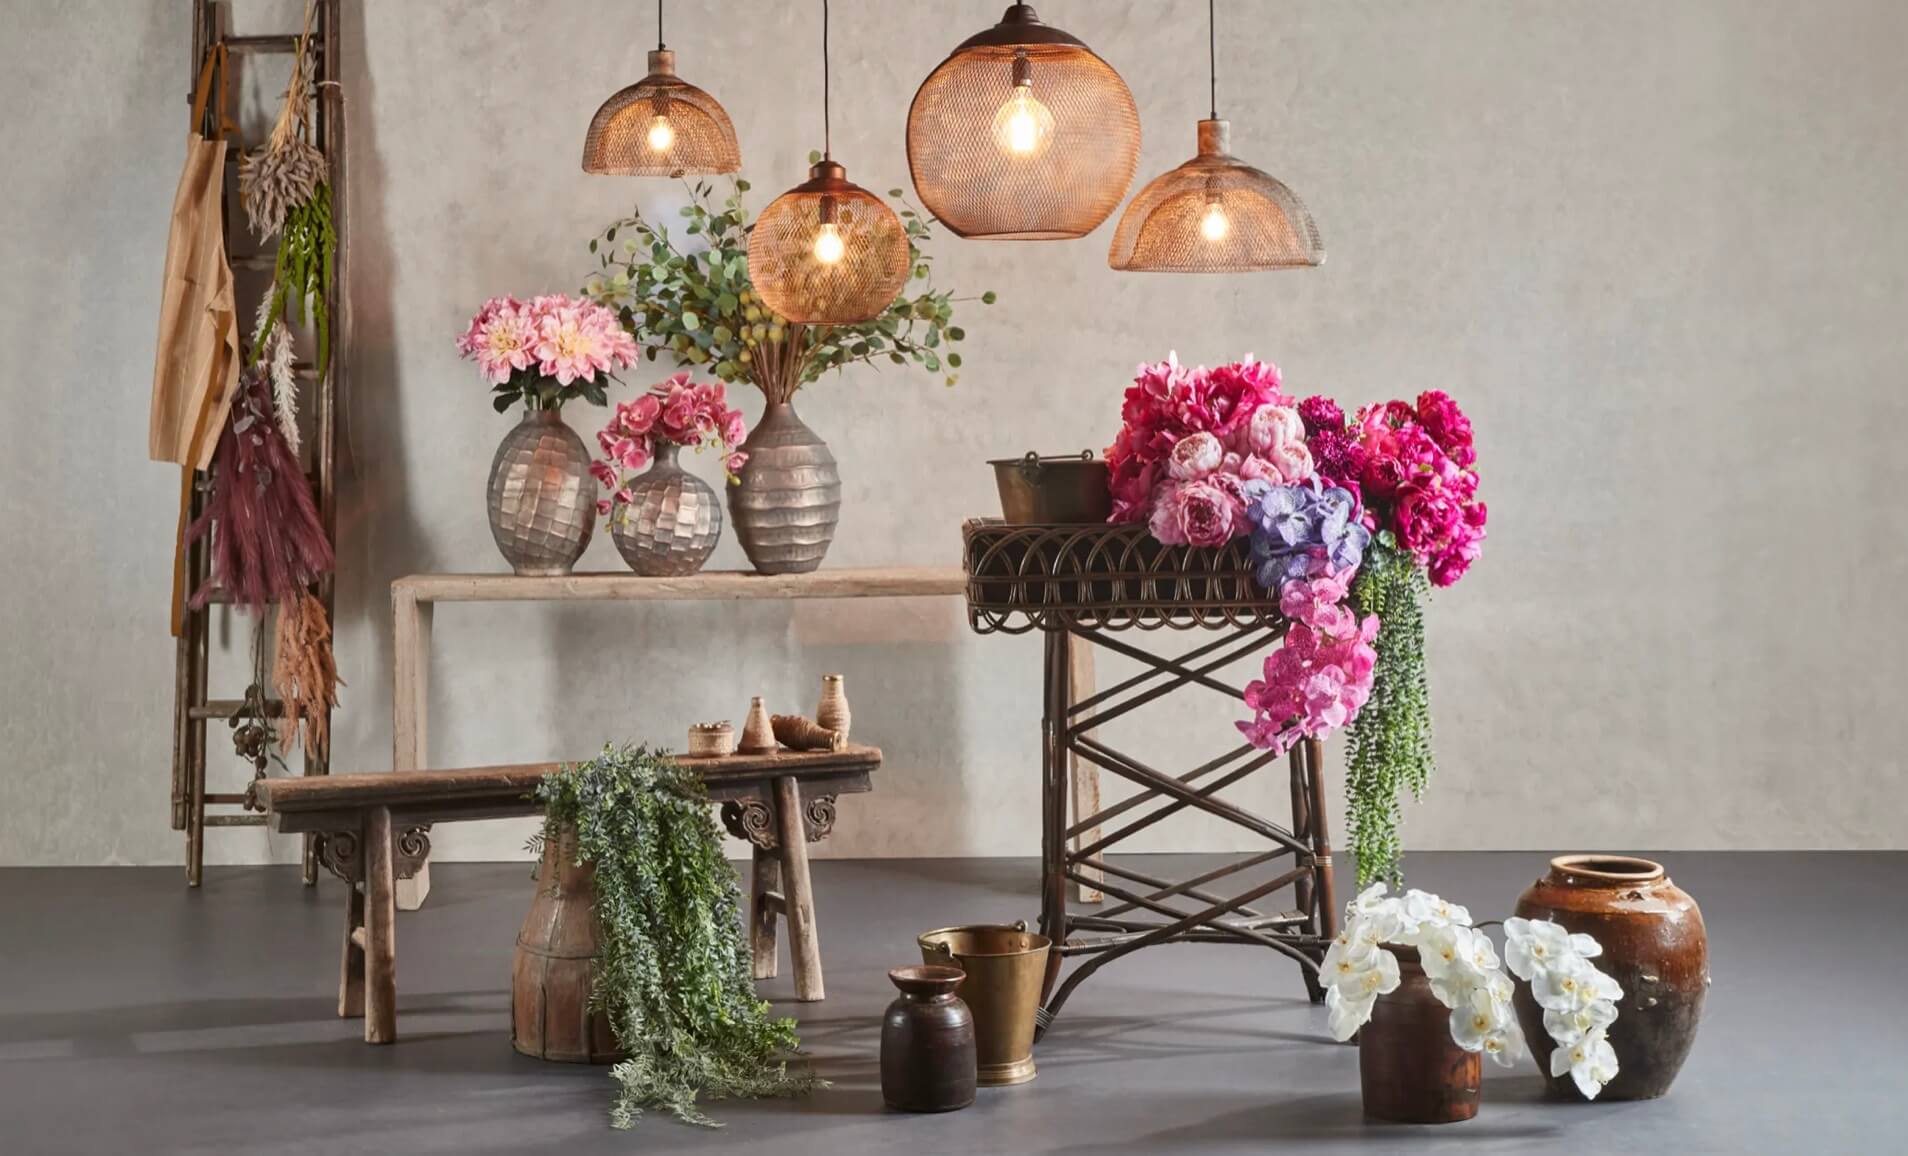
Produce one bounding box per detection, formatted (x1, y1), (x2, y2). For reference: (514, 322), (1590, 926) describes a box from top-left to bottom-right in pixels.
(880, 965), (976, 1113)
(1358, 947), (1481, 1124)
(511, 829), (624, 1063)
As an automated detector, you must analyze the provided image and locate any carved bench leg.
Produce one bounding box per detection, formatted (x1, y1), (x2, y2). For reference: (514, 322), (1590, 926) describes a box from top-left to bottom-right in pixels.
(773, 776), (824, 1002)
(339, 883), (366, 1018)
(751, 845), (781, 981)
(364, 806), (397, 1043)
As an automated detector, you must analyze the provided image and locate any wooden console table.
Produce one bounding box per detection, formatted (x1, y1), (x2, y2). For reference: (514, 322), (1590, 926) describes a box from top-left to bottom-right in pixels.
(252, 746), (878, 1043)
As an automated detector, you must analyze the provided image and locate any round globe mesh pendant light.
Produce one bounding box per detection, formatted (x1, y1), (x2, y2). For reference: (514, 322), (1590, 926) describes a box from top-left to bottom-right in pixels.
(582, 0), (740, 177)
(1109, 1), (1323, 272)
(907, 4), (1141, 240)
(750, 0), (909, 325)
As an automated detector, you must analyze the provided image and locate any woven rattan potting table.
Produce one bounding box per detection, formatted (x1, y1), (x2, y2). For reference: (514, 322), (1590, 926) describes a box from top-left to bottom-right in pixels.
(963, 519), (1341, 1036)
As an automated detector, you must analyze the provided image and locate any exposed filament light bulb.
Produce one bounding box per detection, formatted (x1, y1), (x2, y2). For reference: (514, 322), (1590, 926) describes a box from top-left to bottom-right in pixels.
(812, 222), (846, 265)
(645, 114), (675, 152)
(1199, 198), (1230, 242)
(991, 50), (1055, 159)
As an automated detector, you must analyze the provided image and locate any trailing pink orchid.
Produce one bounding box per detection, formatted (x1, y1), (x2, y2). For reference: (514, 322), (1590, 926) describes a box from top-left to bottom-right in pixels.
(592, 373), (749, 515)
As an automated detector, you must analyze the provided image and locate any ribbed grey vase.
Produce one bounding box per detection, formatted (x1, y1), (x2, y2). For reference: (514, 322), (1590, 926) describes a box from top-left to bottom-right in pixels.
(486, 407), (597, 576)
(729, 401), (841, 574)
(610, 443), (722, 576)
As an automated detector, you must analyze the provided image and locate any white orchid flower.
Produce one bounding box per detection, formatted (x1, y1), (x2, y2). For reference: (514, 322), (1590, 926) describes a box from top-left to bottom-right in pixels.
(1417, 923), (1470, 981)
(1322, 928), (1378, 984)
(1550, 1028), (1620, 1099)
(1449, 985), (1514, 1052)
(1339, 948), (1402, 1001)
(1325, 984), (1376, 1041)
(1403, 889), (1472, 928)
(1350, 881), (1391, 915)
(1543, 998), (1618, 1049)
(1479, 1022), (1528, 1068)
(1567, 932), (1602, 958)
(1503, 917), (1572, 981)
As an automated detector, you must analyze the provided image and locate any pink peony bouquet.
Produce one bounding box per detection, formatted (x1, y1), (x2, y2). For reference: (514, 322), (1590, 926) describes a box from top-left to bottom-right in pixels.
(1103, 353), (1488, 883)
(591, 372), (749, 515)
(458, 293), (639, 413)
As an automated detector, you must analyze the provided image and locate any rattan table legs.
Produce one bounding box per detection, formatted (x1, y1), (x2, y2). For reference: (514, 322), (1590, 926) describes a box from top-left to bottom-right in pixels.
(1031, 624), (1339, 1038)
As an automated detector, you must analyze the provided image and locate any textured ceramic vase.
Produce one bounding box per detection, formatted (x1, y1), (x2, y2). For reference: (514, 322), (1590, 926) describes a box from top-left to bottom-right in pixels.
(609, 443), (722, 576)
(487, 407), (596, 576)
(1359, 947), (1482, 1124)
(1513, 855), (1708, 1101)
(816, 674), (851, 742)
(880, 965), (977, 1113)
(729, 401), (840, 574)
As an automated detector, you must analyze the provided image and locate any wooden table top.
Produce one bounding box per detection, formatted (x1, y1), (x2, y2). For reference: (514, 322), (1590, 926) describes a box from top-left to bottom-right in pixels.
(392, 568), (965, 604)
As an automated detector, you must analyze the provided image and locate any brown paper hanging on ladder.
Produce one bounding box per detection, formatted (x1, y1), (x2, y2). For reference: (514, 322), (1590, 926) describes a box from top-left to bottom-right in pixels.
(151, 44), (240, 634)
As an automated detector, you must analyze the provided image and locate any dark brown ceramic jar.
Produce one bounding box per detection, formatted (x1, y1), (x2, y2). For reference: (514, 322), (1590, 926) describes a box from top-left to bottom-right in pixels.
(880, 965), (977, 1113)
(1513, 855), (1708, 1100)
(1359, 947), (1482, 1124)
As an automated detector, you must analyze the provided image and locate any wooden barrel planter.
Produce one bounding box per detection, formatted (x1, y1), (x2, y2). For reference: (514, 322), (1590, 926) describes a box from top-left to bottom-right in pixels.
(512, 829), (624, 1063)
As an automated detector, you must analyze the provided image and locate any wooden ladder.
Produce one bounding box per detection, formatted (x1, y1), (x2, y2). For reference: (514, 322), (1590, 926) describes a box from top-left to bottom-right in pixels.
(172, 0), (346, 887)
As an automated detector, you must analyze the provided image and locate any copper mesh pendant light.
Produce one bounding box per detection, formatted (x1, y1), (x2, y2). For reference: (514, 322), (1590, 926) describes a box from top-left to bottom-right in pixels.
(582, 0), (740, 177)
(907, 4), (1141, 240)
(1109, 1), (1324, 272)
(749, 0), (909, 325)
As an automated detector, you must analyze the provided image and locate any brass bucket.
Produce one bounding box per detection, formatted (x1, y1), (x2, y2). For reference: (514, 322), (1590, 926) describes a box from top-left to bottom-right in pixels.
(918, 921), (1050, 1086)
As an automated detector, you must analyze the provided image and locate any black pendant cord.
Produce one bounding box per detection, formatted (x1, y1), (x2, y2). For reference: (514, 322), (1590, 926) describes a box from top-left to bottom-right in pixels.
(657, 0), (665, 50)
(1208, 0), (1218, 119)
(822, 0), (832, 160)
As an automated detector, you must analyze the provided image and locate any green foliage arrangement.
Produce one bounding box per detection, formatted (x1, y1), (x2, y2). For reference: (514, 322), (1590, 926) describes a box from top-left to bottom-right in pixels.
(583, 166), (994, 405)
(255, 181), (335, 381)
(1344, 537), (1437, 886)
(533, 746), (818, 1128)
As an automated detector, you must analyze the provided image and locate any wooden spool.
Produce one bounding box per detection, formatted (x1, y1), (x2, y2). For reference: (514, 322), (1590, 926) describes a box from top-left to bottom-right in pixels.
(511, 829), (625, 1063)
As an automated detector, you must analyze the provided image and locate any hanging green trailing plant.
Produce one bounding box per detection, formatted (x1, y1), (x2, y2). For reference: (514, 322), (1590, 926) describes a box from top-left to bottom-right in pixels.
(1344, 536), (1437, 886)
(533, 745), (819, 1128)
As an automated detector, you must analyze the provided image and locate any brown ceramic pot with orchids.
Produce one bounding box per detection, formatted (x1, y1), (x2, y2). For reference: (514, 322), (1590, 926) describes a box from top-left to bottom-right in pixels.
(1513, 855), (1708, 1100)
(1358, 947), (1482, 1124)
(582, 178), (994, 574)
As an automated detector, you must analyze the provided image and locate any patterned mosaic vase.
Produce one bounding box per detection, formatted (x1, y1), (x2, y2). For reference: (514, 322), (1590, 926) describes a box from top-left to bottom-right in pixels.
(486, 407), (596, 576)
(609, 442), (722, 576)
(729, 400), (841, 574)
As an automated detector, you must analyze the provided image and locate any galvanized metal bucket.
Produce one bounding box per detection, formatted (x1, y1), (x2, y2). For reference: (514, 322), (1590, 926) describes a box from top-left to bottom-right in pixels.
(918, 921), (1051, 1086)
(989, 451), (1111, 524)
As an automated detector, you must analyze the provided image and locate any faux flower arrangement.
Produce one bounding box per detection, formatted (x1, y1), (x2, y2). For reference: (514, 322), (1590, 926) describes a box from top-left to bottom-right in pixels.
(591, 372), (750, 517)
(458, 293), (641, 412)
(1105, 353), (1488, 883)
(1322, 884), (1623, 1100)
(582, 175), (992, 406)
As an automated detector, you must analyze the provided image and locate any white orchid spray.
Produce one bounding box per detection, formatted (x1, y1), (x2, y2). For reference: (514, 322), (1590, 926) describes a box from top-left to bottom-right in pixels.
(1320, 884), (1624, 1100)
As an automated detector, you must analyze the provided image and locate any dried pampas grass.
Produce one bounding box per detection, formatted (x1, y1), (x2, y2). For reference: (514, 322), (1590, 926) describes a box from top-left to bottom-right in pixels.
(239, 0), (324, 237)
(273, 588), (342, 758)
(253, 293), (301, 455)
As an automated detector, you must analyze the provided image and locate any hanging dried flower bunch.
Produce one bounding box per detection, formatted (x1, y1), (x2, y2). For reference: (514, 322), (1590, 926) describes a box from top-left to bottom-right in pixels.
(253, 293), (301, 455)
(238, 1), (324, 239)
(273, 587), (342, 758)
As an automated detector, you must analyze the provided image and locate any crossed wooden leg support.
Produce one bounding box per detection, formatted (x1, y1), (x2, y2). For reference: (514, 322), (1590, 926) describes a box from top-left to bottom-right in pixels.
(1034, 625), (1340, 1038)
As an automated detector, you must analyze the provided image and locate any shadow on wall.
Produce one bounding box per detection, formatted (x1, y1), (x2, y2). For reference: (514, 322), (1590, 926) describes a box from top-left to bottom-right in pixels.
(335, 2), (424, 778)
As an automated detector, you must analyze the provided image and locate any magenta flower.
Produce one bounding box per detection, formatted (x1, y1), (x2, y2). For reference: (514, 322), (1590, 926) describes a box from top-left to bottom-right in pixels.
(591, 373), (751, 510)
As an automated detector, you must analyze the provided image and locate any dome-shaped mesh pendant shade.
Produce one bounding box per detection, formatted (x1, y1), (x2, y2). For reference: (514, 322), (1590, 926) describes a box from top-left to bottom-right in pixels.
(583, 49), (741, 177)
(1110, 120), (1324, 272)
(749, 161), (911, 325)
(907, 4), (1140, 240)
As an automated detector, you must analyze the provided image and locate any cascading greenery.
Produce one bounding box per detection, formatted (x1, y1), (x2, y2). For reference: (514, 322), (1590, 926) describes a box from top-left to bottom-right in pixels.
(1344, 536), (1436, 886)
(534, 746), (819, 1128)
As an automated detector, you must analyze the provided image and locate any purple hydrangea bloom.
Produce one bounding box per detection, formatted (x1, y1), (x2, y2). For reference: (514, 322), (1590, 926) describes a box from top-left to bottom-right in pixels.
(1246, 477), (1371, 587)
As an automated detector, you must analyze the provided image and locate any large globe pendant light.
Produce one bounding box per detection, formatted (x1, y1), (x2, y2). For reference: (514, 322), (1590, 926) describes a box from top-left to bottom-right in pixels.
(749, 0), (909, 325)
(1109, 1), (1324, 272)
(907, 4), (1141, 240)
(582, 0), (741, 177)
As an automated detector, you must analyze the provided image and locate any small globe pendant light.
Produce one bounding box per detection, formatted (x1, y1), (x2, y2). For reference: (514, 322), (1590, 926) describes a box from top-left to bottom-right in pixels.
(749, 0), (909, 325)
(1109, 1), (1324, 272)
(907, 4), (1141, 240)
(582, 0), (741, 177)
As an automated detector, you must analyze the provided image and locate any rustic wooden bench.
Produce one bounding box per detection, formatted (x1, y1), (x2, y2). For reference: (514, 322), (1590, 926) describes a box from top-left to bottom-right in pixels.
(251, 746), (880, 1044)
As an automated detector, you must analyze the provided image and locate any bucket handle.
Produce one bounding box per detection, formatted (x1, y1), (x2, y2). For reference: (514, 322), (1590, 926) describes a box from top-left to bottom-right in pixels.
(923, 919), (1031, 957)
(1014, 452), (1095, 484)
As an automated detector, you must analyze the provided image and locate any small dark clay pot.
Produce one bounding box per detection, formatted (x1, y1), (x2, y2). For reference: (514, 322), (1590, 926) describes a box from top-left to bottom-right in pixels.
(1359, 947), (1482, 1124)
(880, 965), (977, 1112)
(1513, 855), (1709, 1100)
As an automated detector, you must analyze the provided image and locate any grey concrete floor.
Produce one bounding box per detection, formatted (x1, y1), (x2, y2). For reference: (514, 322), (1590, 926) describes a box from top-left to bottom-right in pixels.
(0, 852), (1900, 1154)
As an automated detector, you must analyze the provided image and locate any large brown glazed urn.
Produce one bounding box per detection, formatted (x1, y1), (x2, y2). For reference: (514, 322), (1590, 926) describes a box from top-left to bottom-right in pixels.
(1513, 855), (1708, 1100)
(1358, 947), (1482, 1124)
